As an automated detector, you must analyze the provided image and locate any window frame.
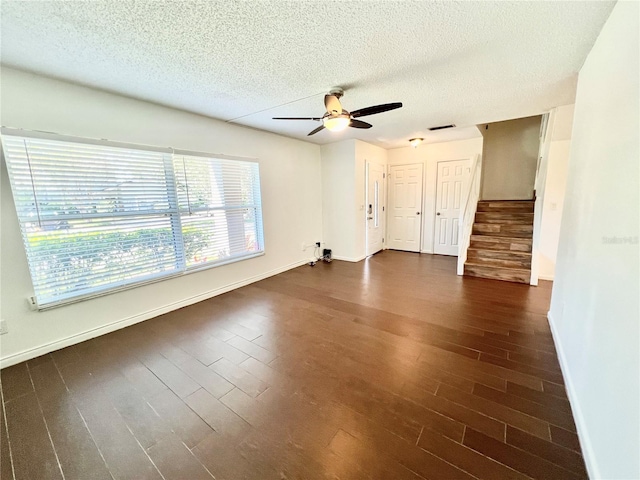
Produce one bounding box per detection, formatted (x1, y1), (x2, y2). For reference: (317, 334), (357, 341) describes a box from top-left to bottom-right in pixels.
(1, 128), (265, 310)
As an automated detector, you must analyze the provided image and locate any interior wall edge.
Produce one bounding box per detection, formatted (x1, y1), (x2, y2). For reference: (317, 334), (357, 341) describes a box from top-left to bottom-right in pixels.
(547, 310), (599, 480)
(0, 257), (313, 369)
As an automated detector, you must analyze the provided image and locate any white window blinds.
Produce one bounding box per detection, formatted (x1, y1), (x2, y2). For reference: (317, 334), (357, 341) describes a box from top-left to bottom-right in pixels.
(174, 154), (264, 268)
(1, 130), (264, 309)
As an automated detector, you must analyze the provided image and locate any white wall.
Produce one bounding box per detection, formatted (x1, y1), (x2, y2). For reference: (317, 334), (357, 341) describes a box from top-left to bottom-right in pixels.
(0, 67), (323, 366)
(549, 2), (639, 478)
(320, 139), (387, 261)
(388, 137), (484, 253)
(480, 115), (542, 200)
(538, 105), (574, 280)
(320, 140), (357, 260)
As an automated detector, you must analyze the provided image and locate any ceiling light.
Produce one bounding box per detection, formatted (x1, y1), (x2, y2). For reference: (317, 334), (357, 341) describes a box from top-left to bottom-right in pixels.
(409, 138), (423, 148)
(323, 115), (351, 132)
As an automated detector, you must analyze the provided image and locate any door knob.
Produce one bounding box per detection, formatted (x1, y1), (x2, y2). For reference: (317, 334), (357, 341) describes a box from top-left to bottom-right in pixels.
(436, 212), (441, 216)
(417, 212), (421, 215)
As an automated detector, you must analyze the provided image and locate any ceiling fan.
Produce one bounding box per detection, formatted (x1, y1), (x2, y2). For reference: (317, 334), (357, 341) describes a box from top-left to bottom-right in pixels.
(272, 88), (402, 136)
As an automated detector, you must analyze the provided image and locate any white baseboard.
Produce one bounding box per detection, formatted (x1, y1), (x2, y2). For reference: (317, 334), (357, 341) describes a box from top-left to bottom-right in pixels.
(0, 258), (312, 369)
(538, 274), (555, 281)
(547, 310), (599, 479)
(331, 255), (367, 262)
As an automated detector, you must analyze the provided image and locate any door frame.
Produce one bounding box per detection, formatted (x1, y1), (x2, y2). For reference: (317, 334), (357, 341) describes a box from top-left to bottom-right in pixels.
(386, 162), (424, 253)
(432, 158), (473, 256)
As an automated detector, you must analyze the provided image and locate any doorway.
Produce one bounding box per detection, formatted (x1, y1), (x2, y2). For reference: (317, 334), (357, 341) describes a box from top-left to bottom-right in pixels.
(387, 163), (423, 252)
(433, 159), (471, 256)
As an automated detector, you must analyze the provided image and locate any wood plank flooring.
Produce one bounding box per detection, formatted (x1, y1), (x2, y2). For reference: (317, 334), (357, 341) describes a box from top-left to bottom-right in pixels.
(0, 251), (586, 479)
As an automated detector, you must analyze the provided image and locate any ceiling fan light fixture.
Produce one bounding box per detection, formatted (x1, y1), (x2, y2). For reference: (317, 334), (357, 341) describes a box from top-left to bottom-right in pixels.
(323, 115), (351, 132)
(273, 93), (402, 136)
(409, 138), (423, 148)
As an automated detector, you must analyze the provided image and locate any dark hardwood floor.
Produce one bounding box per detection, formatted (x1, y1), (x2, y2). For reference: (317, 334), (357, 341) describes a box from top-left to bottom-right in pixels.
(0, 251), (586, 479)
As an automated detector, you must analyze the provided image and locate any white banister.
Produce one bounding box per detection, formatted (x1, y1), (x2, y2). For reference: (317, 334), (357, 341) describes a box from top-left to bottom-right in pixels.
(457, 154), (482, 275)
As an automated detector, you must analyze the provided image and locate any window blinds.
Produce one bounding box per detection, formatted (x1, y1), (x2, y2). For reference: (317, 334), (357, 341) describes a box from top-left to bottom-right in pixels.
(1, 130), (264, 309)
(174, 154), (263, 268)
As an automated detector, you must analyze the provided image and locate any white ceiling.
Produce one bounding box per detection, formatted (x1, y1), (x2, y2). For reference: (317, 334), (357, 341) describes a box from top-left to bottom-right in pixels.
(1, 1), (614, 149)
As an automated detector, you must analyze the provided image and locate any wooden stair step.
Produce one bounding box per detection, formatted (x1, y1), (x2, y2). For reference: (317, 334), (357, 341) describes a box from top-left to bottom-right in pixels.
(466, 256), (532, 269)
(467, 257), (531, 269)
(464, 263), (531, 284)
(467, 248), (532, 269)
(477, 201), (535, 213)
(478, 200), (534, 205)
(467, 248), (532, 259)
(469, 235), (532, 253)
(472, 223), (533, 238)
(475, 212), (534, 224)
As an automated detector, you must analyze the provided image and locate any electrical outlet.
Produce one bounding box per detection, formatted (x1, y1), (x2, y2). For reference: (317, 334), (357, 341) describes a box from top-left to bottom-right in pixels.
(0, 320), (8, 335)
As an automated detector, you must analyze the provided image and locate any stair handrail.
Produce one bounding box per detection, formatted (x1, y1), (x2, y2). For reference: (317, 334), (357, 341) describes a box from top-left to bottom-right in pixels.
(457, 154), (482, 275)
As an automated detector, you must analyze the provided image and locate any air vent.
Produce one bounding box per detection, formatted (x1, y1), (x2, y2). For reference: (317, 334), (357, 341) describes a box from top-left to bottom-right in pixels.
(428, 124), (456, 131)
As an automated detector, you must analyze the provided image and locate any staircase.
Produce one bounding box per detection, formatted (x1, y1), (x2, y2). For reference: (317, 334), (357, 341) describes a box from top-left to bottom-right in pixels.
(464, 200), (534, 284)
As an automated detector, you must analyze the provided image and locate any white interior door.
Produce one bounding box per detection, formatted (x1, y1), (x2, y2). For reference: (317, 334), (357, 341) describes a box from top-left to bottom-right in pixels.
(366, 162), (385, 256)
(387, 164), (423, 252)
(434, 159), (471, 256)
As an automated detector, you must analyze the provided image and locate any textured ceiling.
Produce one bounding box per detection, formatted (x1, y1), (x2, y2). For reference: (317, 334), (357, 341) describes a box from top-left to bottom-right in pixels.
(1, 1), (614, 149)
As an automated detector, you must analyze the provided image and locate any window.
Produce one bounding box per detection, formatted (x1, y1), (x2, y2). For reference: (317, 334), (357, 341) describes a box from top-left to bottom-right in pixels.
(174, 154), (263, 268)
(1, 130), (264, 309)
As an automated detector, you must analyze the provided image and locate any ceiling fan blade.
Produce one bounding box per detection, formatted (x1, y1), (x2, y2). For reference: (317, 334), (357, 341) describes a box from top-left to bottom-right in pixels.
(272, 117), (321, 120)
(324, 94), (342, 115)
(307, 125), (326, 136)
(349, 119), (373, 129)
(350, 102), (403, 118)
